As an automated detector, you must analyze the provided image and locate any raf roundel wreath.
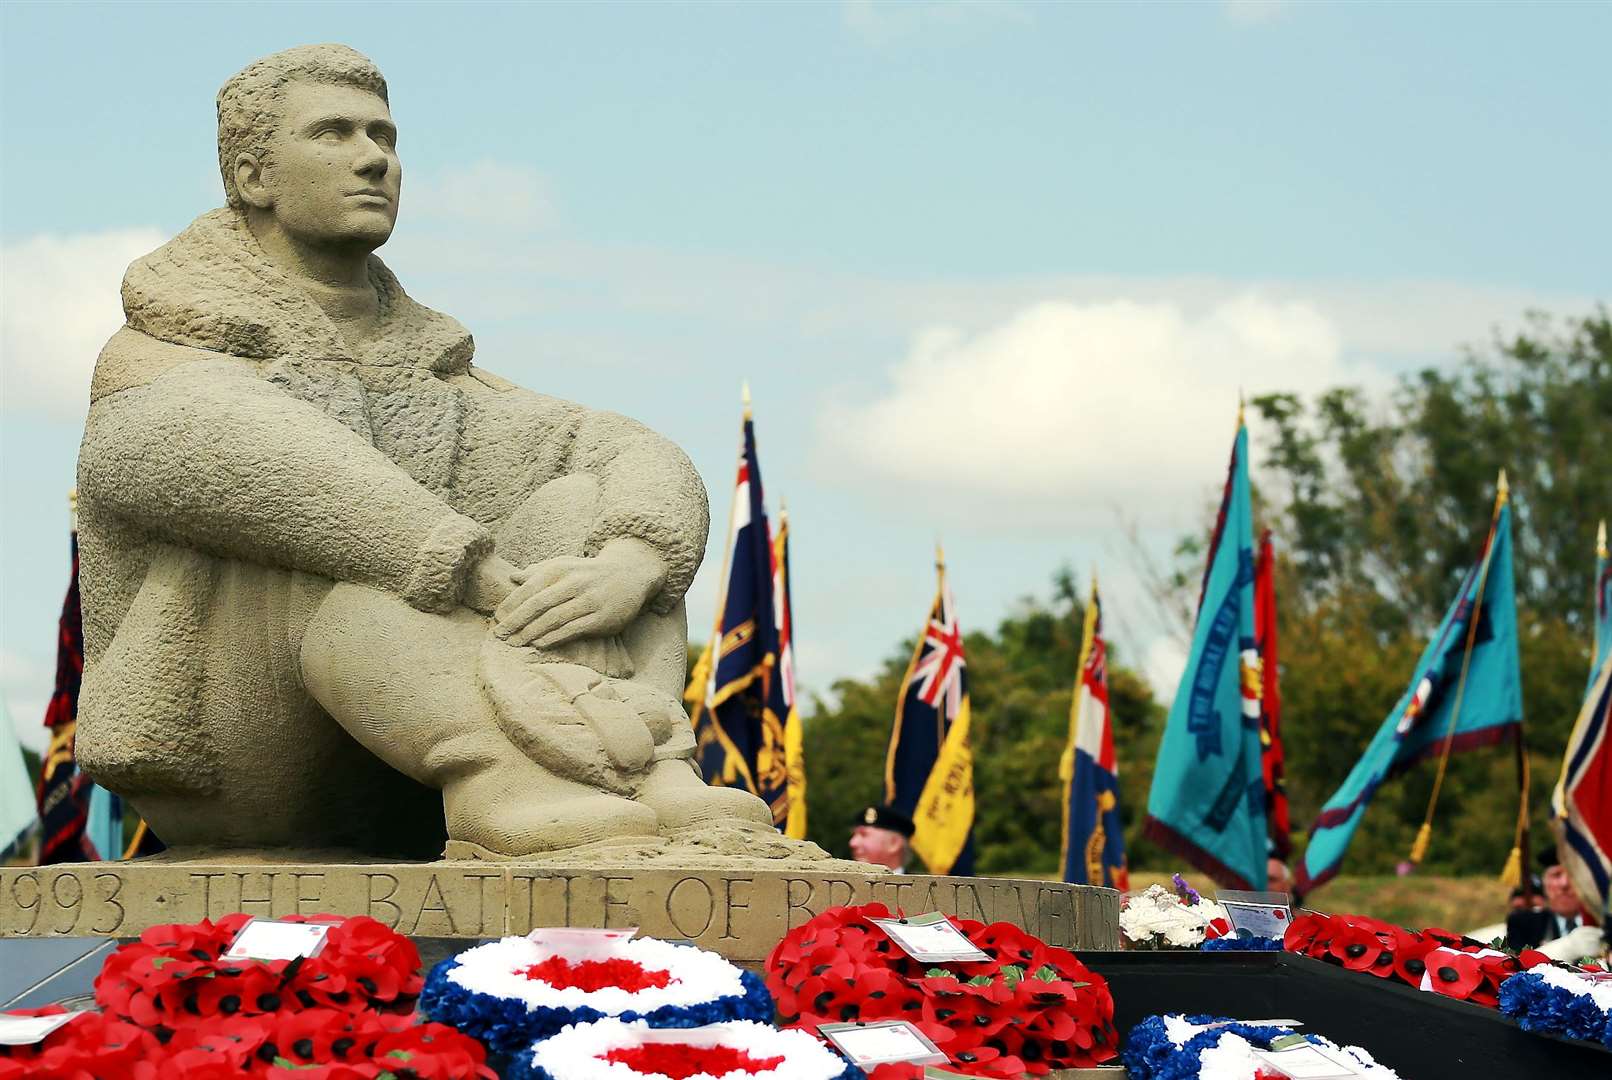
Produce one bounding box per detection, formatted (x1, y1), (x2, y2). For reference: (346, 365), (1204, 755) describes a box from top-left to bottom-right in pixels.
(508, 1018), (862, 1080)
(421, 934), (774, 1057)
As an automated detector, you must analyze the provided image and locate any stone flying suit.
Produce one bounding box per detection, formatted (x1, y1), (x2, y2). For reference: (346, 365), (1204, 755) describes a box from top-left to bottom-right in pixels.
(75, 208), (711, 856)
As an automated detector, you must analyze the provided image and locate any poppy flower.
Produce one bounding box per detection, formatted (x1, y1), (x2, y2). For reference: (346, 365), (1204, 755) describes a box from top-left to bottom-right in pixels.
(1424, 948), (1484, 1000)
(1325, 923), (1384, 971)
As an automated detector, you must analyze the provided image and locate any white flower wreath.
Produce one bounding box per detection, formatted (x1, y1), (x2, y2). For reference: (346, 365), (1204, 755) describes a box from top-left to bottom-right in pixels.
(514, 1019), (857, 1080)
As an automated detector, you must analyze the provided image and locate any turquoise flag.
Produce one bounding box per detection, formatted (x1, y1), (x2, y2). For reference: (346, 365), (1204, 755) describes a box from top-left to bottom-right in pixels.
(1297, 496), (1521, 893)
(1, 699), (37, 857)
(1144, 415), (1267, 889)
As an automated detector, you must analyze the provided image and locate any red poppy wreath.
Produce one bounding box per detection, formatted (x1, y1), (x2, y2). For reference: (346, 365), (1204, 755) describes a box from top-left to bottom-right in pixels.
(766, 903), (1118, 1077)
(94, 913), (424, 1031)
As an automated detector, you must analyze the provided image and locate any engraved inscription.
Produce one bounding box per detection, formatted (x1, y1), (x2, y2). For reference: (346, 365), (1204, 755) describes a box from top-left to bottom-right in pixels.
(365, 872), (402, 927)
(664, 876), (715, 939)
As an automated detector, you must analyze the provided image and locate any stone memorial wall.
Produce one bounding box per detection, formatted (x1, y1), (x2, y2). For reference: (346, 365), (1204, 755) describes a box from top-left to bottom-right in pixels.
(0, 864), (1120, 961)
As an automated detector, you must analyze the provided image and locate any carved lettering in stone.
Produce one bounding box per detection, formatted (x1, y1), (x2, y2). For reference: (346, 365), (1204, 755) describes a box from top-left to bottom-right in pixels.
(292, 873), (325, 916)
(92, 871), (127, 934)
(414, 875), (456, 935)
(783, 877), (815, 930)
(719, 877), (752, 941)
(664, 876), (715, 939)
(234, 872), (277, 916)
(601, 876), (634, 929)
(190, 872), (227, 919)
(464, 872), (505, 934)
(824, 878), (856, 910)
(365, 872), (402, 927)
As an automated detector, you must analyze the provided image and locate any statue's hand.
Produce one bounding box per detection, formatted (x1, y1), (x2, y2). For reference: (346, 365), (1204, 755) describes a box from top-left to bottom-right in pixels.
(494, 538), (667, 648)
(463, 553), (522, 615)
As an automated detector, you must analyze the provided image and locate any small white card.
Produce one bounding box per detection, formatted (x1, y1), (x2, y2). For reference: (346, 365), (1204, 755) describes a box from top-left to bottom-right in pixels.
(0, 1011), (87, 1047)
(223, 917), (334, 961)
(1252, 1043), (1364, 1078)
(867, 912), (990, 963)
(1216, 889), (1292, 940)
(1202, 1018), (1305, 1030)
(526, 927), (638, 957)
(819, 1020), (949, 1066)
(1222, 900), (1291, 939)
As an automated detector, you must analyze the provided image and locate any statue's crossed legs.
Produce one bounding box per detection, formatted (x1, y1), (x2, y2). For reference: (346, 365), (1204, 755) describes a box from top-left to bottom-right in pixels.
(299, 582), (770, 859)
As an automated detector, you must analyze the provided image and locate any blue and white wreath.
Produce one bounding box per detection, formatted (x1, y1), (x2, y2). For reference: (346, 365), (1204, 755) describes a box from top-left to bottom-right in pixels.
(1123, 1013), (1401, 1080)
(1498, 965), (1612, 1048)
(507, 1018), (862, 1080)
(421, 934), (774, 1058)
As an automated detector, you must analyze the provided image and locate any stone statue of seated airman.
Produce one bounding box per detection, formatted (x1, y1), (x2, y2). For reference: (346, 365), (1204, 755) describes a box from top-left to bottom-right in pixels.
(74, 43), (783, 861)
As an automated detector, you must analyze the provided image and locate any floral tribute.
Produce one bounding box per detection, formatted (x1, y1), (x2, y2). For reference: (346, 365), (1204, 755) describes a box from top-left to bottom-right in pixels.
(1122, 1013), (1402, 1080)
(1498, 963), (1612, 1048)
(1, 1004), (494, 1079)
(421, 934), (772, 1058)
(1282, 911), (1552, 1009)
(0, 1008), (158, 1080)
(507, 1018), (860, 1080)
(1119, 881), (1232, 950)
(765, 902), (1117, 1077)
(94, 912), (425, 1030)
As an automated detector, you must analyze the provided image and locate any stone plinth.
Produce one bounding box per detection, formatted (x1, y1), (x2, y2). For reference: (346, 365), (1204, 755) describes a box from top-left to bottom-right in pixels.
(0, 862), (1120, 961)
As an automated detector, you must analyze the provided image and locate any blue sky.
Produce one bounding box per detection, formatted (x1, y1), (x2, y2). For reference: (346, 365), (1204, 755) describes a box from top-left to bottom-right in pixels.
(3, 1), (1608, 752)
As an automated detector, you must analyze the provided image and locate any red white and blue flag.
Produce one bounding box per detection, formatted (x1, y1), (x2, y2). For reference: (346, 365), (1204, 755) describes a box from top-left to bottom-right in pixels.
(690, 394), (792, 829)
(886, 554), (975, 875)
(1060, 578), (1128, 888)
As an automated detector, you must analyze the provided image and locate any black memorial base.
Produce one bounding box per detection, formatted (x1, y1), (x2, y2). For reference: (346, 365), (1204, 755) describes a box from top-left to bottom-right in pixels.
(1078, 949), (1609, 1079)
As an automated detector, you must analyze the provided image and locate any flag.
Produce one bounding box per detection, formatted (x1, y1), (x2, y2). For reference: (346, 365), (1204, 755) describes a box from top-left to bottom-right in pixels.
(1059, 576), (1128, 889)
(1591, 520), (1610, 695)
(37, 529), (96, 864)
(1296, 480), (1522, 893)
(1254, 530), (1291, 859)
(887, 550), (976, 876)
(1551, 520), (1612, 917)
(1144, 411), (1267, 888)
(691, 392), (791, 828)
(1, 699), (36, 858)
(770, 510), (808, 840)
(1556, 653), (1611, 919)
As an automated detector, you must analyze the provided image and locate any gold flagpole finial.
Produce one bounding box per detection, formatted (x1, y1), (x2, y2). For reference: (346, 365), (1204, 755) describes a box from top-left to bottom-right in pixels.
(1598, 519), (1608, 559)
(779, 498), (788, 525)
(1236, 391), (1246, 428)
(741, 380), (752, 418)
(68, 487), (79, 533)
(935, 540), (946, 571)
(1496, 469), (1509, 506)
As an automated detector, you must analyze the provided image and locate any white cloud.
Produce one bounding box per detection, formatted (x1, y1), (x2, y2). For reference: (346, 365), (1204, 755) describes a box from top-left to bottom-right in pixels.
(407, 160), (555, 231)
(0, 228), (166, 423)
(1223, 0), (1289, 24)
(816, 292), (1373, 531)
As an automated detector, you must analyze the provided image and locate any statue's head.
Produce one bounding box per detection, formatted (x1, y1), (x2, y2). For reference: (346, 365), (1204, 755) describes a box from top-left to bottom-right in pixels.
(217, 44), (400, 252)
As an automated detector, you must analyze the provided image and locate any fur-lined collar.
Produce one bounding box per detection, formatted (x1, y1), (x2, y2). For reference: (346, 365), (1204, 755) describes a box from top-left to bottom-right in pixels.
(121, 208), (473, 374)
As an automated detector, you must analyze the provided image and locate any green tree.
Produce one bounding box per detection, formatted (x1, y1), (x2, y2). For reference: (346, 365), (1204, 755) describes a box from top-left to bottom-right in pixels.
(1249, 308), (1610, 877)
(797, 573), (1165, 875)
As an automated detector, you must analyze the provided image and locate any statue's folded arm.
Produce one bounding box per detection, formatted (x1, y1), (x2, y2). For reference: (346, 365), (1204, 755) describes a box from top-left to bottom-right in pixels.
(79, 354), (490, 611)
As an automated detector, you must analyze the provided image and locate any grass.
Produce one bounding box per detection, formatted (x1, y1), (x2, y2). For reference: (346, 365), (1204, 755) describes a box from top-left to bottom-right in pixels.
(1126, 869), (1511, 936)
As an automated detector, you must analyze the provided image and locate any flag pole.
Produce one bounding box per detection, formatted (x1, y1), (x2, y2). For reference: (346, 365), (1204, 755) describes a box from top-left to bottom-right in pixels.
(689, 384), (750, 731)
(1408, 470), (1508, 869)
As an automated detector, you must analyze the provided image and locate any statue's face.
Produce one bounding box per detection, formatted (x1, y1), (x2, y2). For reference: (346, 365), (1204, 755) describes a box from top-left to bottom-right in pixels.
(258, 80), (401, 249)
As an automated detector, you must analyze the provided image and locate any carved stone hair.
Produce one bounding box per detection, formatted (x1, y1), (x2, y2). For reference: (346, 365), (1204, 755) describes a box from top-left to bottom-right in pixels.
(216, 44), (389, 211)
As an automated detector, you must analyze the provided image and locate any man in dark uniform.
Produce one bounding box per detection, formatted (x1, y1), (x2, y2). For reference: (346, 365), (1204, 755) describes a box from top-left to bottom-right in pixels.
(850, 804), (915, 872)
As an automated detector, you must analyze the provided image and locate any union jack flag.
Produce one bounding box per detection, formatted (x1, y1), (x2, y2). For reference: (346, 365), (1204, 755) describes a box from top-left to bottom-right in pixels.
(885, 553), (975, 875)
(912, 586), (966, 719)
